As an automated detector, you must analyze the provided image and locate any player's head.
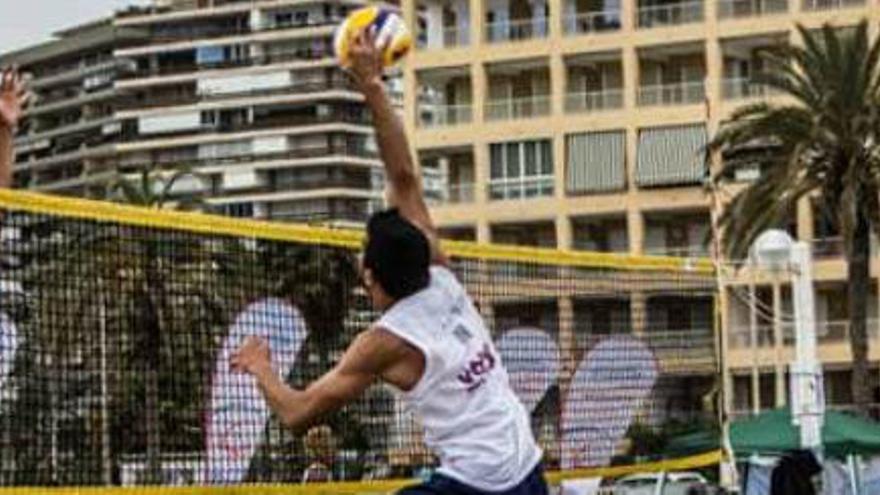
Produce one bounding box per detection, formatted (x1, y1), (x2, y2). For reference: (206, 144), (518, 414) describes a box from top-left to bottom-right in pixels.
(360, 209), (430, 310)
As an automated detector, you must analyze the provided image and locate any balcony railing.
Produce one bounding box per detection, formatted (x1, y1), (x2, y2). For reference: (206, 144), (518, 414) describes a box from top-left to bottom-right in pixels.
(802, 0), (865, 10)
(638, 80), (706, 106)
(118, 49), (333, 80)
(485, 95), (552, 121)
(812, 236), (880, 258)
(418, 104), (474, 128)
(729, 319), (880, 349)
(644, 244), (711, 258)
(637, 1), (704, 28)
(485, 17), (549, 43)
(488, 176), (554, 200)
(565, 89), (624, 113)
(717, 0), (788, 18)
(722, 77), (779, 100)
(563, 10), (622, 35)
(121, 143), (378, 172)
(119, 79), (355, 110)
(444, 25), (470, 47)
(446, 183), (475, 204)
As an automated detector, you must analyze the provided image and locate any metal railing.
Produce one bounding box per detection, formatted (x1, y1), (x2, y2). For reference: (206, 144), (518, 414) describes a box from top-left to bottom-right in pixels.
(722, 77), (779, 100)
(637, 80), (706, 106)
(444, 26), (470, 47)
(802, 0), (865, 10)
(563, 10), (622, 35)
(487, 176), (555, 200)
(445, 183), (475, 204)
(119, 78), (355, 111)
(118, 49), (333, 80)
(637, 0), (704, 28)
(485, 17), (550, 42)
(565, 89), (624, 113)
(728, 319), (880, 349)
(485, 95), (552, 121)
(717, 0), (788, 18)
(644, 244), (711, 258)
(418, 104), (474, 128)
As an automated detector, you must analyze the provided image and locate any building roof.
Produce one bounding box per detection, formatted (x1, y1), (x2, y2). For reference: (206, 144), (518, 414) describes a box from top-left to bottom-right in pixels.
(0, 18), (147, 67)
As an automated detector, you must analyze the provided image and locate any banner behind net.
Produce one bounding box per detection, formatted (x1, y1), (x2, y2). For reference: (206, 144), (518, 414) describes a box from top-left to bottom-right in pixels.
(0, 192), (719, 489)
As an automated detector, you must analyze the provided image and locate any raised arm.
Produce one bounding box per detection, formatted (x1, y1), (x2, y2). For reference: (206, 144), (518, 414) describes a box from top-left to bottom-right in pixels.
(0, 68), (29, 190)
(347, 30), (446, 264)
(231, 328), (409, 431)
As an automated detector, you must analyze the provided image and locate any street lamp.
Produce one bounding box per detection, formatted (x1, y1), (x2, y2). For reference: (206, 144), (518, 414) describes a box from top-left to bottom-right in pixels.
(751, 229), (824, 451)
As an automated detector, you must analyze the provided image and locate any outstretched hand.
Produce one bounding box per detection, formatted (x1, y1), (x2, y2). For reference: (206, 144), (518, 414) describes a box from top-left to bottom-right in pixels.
(230, 336), (274, 377)
(346, 28), (386, 92)
(0, 68), (30, 133)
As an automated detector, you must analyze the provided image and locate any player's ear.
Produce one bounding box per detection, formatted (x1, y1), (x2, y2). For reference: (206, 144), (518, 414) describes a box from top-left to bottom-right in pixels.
(362, 268), (375, 289)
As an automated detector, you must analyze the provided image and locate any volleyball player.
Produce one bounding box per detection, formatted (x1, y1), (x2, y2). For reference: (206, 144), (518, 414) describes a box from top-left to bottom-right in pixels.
(231, 30), (548, 494)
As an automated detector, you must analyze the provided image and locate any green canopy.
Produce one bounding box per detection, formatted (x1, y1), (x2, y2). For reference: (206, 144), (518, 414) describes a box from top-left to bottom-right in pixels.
(666, 408), (880, 459)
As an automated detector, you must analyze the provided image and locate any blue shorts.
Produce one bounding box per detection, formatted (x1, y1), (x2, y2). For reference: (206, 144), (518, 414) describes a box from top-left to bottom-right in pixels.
(397, 463), (548, 495)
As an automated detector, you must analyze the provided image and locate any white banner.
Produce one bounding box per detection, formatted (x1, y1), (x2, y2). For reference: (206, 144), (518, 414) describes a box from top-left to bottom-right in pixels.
(205, 298), (309, 483)
(496, 327), (560, 413)
(561, 336), (658, 469)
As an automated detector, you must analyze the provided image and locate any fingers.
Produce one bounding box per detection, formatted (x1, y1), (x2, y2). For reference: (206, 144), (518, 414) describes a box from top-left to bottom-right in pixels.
(1, 68), (10, 92)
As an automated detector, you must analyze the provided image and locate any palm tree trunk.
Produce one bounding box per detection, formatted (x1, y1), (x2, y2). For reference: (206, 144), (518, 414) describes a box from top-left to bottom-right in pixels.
(848, 207), (872, 417)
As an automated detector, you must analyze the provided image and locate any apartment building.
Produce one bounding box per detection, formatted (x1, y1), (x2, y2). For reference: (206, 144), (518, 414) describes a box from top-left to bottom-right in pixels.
(402, 0), (880, 423)
(0, 19), (146, 196)
(1, 0), (406, 225)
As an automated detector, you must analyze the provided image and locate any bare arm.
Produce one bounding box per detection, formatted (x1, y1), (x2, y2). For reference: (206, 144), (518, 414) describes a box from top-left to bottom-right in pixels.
(0, 68), (29, 190)
(231, 329), (407, 431)
(347, 30), (446, 264)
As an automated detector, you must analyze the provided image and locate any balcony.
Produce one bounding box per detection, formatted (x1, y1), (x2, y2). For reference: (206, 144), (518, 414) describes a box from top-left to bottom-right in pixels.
(417, 1), (470, 50)
(638, 81), (705, 106)
(488, 176), (554, 200)
(717, 0), (788, 18)
(572, 216), (629, 252)
(637, 0), (704, 29)
(565, 90), (624, 113)
(802, 0), (865, 10)
(563, 10), (622, 35)
(644, 211), (711, 257)
(420, 104), (474, 128)
(724, 77), (783, 99)
(120, 78), (354, 111)
(420, 146), (476, 205)
(417, 67), (473, 128)
(486, 17), (550, 43)
(485, 95), (551, 121)
(728, 319), (880, 349)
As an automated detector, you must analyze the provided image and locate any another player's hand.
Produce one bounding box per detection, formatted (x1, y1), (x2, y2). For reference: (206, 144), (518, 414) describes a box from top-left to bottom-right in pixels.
(0, 68), (30, 133)
(347, 28), (385, 92)
(231, 336), (273, 376)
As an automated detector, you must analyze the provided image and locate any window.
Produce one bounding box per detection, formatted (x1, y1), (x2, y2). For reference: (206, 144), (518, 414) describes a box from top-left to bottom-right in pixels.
(489, 139), (554, 200)
(222, 203), (254, 218)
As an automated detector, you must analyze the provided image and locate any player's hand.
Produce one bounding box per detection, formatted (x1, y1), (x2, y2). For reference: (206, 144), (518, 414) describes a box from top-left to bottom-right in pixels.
(347, 28), (386, 92)
(0, 68), (30, 133)
(230, 336), (273, 376)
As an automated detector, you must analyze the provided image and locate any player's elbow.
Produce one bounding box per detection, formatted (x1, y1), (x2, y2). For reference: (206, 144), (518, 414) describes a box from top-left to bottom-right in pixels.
(388, 167), (419, 191)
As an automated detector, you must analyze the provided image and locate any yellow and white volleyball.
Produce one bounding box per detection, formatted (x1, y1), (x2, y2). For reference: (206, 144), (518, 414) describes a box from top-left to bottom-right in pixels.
(334, 6), (412, 68)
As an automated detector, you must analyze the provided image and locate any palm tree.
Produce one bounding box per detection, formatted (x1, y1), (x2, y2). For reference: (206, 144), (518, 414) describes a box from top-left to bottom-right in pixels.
(710, 21), (880, 416)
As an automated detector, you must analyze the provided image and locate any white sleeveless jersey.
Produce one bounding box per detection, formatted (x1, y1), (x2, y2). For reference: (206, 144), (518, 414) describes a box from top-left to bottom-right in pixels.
(376, 266), (542, 490)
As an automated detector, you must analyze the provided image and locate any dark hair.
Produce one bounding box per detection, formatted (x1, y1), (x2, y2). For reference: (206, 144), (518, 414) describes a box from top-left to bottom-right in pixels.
(363, 209), (430, 300)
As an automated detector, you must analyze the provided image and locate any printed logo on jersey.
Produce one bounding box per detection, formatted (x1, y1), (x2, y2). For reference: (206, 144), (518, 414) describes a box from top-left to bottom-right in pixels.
(457, 343), (496, 392)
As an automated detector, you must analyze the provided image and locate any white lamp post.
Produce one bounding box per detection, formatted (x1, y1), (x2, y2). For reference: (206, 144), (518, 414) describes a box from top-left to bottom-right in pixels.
(751, 229), (824, 451)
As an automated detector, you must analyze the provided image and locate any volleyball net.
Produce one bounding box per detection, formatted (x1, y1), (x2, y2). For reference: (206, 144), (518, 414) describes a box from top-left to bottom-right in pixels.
(0, 190), (721, 493)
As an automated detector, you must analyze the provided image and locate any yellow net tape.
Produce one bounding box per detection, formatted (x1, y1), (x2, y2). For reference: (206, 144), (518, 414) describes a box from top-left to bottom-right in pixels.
(0, 189), (712, 273)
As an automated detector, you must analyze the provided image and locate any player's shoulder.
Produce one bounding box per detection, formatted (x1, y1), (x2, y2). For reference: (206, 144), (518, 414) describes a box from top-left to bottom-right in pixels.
(351, 326), (416, 364)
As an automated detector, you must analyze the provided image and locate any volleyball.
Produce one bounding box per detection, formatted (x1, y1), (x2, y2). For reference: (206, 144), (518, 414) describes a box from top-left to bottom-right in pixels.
(334, 6), (412, 69)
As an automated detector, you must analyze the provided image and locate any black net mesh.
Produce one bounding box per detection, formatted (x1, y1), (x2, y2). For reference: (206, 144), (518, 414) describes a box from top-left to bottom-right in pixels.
(0, 200), (720, 489)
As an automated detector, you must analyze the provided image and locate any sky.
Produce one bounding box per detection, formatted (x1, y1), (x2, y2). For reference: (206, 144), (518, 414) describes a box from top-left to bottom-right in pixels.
(0, 0), (149, 54)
